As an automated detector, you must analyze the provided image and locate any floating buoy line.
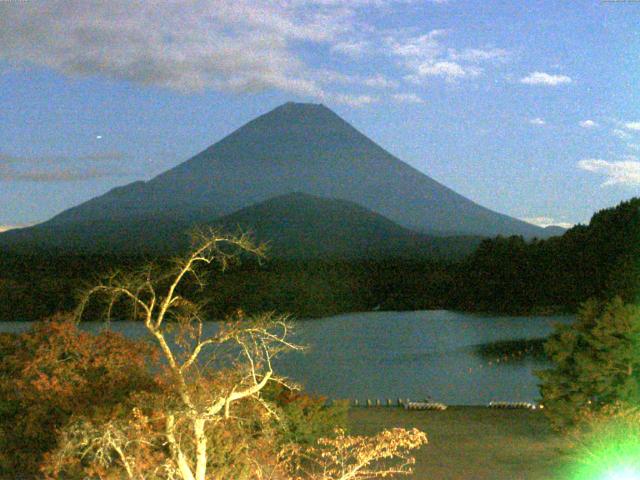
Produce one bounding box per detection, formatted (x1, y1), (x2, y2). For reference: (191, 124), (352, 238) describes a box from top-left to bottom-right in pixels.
(347, 398), (543, 410)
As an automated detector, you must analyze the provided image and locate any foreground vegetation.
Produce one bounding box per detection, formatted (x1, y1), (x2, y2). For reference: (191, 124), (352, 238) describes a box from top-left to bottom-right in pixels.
(1, 198), (637, 321)
(0, 231), (427, 479)
(0, 201), (638, 478)
(538, 298), (640, 430)
(349, 407), (571, 479)
(534, 297), (640, 479)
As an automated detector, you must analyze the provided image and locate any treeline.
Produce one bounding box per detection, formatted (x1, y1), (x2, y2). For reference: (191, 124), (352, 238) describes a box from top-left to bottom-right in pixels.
(0, 254), (456, 320)
(0, 253), (148, 321)
(452, 197), (640, 313)
(1, 198), (638, 320)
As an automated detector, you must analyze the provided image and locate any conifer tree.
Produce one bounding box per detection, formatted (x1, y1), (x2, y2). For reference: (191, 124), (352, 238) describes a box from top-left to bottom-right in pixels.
(538, 297), (640, 430)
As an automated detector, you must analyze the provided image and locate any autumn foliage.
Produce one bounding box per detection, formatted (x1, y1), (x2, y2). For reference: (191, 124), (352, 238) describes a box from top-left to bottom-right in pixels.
(0, 231), (427, 479)
(0, 315), (158, 477)
(287, 427), (428, 480)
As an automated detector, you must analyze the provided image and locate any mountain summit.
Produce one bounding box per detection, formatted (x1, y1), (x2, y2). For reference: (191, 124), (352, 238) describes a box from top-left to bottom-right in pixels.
(2, 102), (551, 252)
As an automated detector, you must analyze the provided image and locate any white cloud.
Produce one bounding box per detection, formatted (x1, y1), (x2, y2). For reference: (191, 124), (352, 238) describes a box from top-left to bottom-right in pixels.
(448, 47), (509, 63)
(529, 118), (546, 126)
(0, 0), (507, 103)
(0, 0), (395, 104)
(628, 144), (640, 151)
(331, 40), (369, 57)
(412, 61), (481, 82)
(0, 1), (291, 92)
(316, 70), (398, 89)
(388, 30), (446, 58)
(362, 74), (399, 89)
(613, 129), (632, 140)
(391, 93), (424, 104)
(330, 93), (379, 107)
(521, 216), (573, 229)
(579, 120), (597, 128)
(555, 222), (575, 229)
(386, 30), (507, 85)
(578, 157), (640, 186)
(625, 121), (640, 131)
(417, 61), (468, 78)
(520, 72), (572, 86)
(3, 1), (461, 106)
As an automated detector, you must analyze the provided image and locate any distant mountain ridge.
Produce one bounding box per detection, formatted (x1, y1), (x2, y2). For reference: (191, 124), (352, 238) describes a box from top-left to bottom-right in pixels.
(217, 193), (483, 259)
(0, 102), (557, 254)
(0, 193), (482, 258)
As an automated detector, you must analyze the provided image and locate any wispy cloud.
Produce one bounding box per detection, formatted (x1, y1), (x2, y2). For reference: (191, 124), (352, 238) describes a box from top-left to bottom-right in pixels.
(0, 151), (126, 164)
(613, 129), (632, 140)
(448, 47), (509, 63)
(521, 216), (573, 229)
(318, 70), (398, 89)
(331, 93), (379, 107)
(412, 61), (481, 81)
(578, 157), (640, 186)
(624, 121), (640, 131)
(388, 30), (447, 58)
(385, 30), (506, 85)
(0, 167), (123, 182)
(391, 93), (424, 104)
(0, 151), (126, 182)
(362, 74), (398, 89)
(331, 40), (369, 57)
(529, 118), (546, 126)
(4, 1), (461, 106)
(0, 0), (392, 103)
(520, 71), (572, 86)
(579, 120), (597, 128)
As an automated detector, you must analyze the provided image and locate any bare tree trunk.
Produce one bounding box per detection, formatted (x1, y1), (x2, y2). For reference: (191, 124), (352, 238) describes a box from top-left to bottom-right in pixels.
(166, 414), (196, 480)
(74, 232), (304, 479)
(194, 418), (208, 480)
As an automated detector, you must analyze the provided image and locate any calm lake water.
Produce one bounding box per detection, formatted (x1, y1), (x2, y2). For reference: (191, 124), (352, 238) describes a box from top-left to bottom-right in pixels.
(0, 310), (573, 405)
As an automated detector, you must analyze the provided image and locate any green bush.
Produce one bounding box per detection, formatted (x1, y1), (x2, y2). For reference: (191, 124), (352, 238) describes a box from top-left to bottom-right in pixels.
(265, 383), (349, 446)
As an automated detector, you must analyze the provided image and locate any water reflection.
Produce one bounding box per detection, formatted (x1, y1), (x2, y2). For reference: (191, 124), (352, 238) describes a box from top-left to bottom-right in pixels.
(0, 310), (573, 405)
(274, 310), (573, 405)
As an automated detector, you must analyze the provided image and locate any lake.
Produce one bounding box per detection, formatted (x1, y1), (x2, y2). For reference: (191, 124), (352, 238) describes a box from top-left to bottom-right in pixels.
(0, 310), (573, 405)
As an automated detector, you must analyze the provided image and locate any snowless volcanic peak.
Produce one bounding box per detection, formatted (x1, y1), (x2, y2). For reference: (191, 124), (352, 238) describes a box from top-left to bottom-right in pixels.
(31, 102), (547, 239)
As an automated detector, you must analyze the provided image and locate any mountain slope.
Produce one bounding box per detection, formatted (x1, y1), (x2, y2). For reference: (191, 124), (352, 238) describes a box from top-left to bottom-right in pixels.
(0, 193), (481, 258)
(216, 192), (482, 259)
(35, 102), (548, 239)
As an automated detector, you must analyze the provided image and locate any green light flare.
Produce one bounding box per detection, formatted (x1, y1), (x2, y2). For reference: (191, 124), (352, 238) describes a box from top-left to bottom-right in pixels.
(602, 466), (640, 480)
(569, 430), (640, 480)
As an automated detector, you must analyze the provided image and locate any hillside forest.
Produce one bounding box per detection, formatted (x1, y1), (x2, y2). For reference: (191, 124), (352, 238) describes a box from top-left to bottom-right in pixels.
(0, 198), (638, 321)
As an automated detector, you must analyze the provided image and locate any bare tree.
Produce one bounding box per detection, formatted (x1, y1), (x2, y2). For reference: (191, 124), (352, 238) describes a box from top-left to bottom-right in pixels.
(72, 229), (302, 480)
(288, 427), (428, 480)
(50, 229), (428, 480)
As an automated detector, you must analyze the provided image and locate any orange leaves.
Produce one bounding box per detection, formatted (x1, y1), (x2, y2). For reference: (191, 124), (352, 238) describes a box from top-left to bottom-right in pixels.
(293, 427), (428, 480)
(0, 316), (158, 477)
(3, 233), (432, 480)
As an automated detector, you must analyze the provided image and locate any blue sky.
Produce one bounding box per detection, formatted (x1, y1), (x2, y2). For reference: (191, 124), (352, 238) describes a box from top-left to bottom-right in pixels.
(1, 0), (639, 231)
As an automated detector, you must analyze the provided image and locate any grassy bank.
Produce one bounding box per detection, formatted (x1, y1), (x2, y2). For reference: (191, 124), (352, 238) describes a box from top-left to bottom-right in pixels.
(348, 406), (572, 479)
